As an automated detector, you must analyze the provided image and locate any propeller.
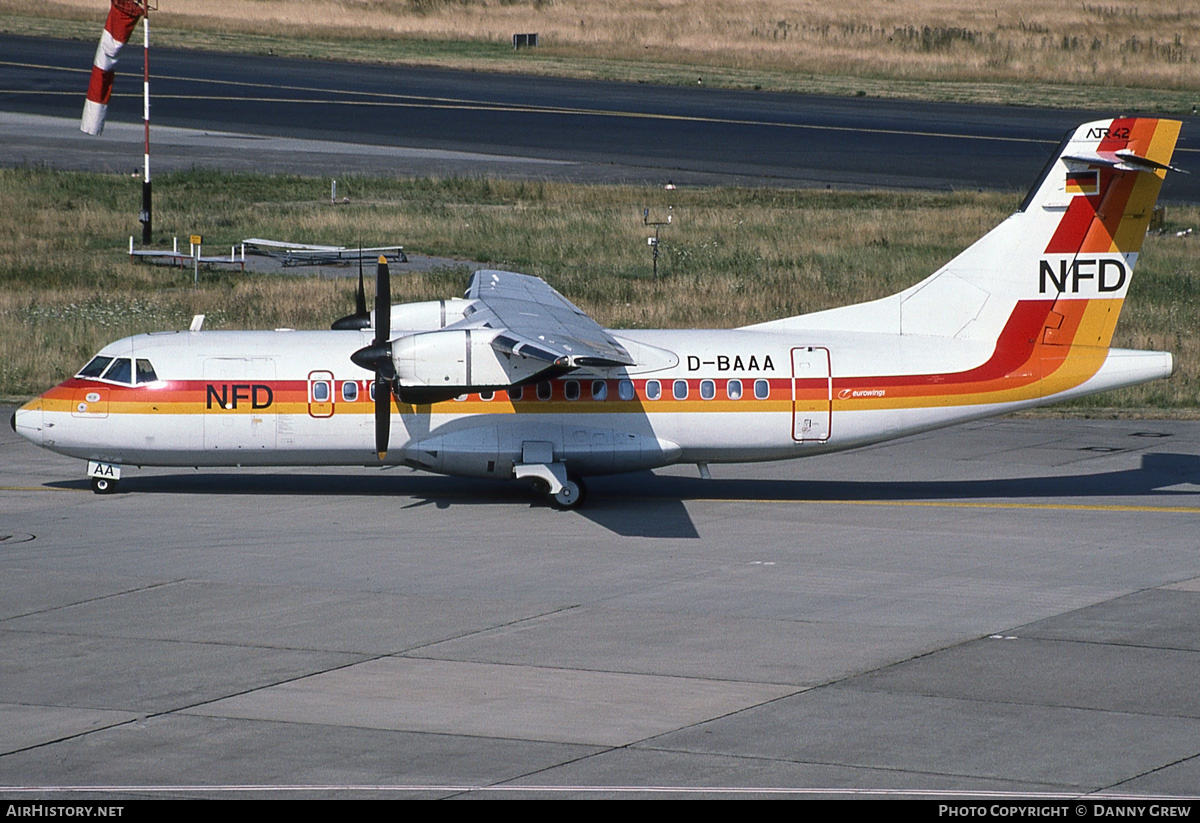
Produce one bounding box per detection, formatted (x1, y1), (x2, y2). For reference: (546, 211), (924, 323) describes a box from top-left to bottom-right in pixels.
(330, 247), (371, 330)
(350, 256), (394, 459)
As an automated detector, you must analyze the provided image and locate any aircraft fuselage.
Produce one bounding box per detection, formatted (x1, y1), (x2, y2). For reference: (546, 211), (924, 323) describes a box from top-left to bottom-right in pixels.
(13, 308), (1169, 483)
(10, 118), (1183, 504)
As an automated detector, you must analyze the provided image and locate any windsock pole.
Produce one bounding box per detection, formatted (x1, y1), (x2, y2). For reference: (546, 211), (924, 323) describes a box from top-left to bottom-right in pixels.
(81, 1), (151, 243)
(139, 11), (151, 245)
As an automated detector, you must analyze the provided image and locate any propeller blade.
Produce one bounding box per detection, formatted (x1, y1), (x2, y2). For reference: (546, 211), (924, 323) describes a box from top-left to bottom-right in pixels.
(354, 249), (368, 317)
(330, 251), (371, 330)
(376, 255), (390, 343)
(375, 377), (391, 460)
(349, 254), (396, 459)
(374, 255), (392, 459)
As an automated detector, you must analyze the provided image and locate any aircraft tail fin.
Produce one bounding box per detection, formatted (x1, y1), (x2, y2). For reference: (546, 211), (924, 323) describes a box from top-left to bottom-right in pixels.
(753, 117), (1182, 349)
(904, 116), (1181, 346)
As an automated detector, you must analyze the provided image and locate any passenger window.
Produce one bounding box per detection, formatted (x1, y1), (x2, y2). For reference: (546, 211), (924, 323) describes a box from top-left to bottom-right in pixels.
(646, 380), (661, 400)
(537, 381), (552, 401)
(312, 381), (331, 403)
(135, 359), (158, 384)
(591, 380), (607, 401)
(102, 358), (132, 385)
(78, 356), (113, 379)
(480, 390), (494, 401)
(754, 379), (769, 400)
(618, 379), (635, 401)
(369, 382), (376, 401)
(727, 379), (743, 400)
(700, 379), (715, 400)
(565, 380), (580, 401)
(673, 379), (688, 400)
(509, 386), (524, 402)
(342, 381), (358, 402)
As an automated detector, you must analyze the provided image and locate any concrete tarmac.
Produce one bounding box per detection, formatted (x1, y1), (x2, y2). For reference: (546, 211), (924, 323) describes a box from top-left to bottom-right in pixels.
(2, 411), (1199, 798)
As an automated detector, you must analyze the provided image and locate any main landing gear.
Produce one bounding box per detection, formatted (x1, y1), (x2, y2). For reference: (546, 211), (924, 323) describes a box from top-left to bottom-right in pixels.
(513, 460), (588, 509)
(551, 476), (586, 510)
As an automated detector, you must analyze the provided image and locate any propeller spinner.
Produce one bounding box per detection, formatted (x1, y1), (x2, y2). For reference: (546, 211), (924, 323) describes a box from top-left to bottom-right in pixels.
(349, 256), (394, 459)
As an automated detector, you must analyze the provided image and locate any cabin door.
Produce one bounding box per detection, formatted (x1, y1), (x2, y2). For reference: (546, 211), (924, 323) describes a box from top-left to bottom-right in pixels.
(791, 346), (831, 442)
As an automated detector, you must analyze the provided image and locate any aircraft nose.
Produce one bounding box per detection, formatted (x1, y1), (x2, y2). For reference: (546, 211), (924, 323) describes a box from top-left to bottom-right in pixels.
(11, 400), (43, 445)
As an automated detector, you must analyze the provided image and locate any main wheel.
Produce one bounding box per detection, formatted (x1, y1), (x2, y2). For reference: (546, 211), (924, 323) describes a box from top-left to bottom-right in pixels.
(90, 476), (118, 494)
(551, 477), (587, 510)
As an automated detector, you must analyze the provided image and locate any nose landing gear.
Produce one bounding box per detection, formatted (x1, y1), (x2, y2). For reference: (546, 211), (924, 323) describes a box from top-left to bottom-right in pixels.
(87, 460), (121, 495)
(90, 476), (119, 494)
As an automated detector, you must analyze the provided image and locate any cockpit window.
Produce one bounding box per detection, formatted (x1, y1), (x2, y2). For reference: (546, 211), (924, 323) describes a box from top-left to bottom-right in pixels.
(135, 359), (158, 384)
(101, 358), (132, 385)
(77, 356), (113, 379)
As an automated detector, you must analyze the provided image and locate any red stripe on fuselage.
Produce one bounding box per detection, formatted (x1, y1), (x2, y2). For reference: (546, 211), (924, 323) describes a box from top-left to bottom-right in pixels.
(45, 299), (1088, 411)
(831, 299), (1056, 396)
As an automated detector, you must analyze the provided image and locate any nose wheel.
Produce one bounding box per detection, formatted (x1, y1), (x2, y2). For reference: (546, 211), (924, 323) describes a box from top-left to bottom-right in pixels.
(90, 476), (118, 494)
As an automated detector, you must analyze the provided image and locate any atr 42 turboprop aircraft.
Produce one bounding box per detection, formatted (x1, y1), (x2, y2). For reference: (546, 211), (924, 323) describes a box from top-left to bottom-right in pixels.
(11, 118), (1185, 508)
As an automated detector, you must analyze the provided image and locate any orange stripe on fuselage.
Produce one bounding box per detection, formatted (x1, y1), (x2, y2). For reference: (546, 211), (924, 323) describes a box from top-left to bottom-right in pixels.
(40, 297), (1115, 418)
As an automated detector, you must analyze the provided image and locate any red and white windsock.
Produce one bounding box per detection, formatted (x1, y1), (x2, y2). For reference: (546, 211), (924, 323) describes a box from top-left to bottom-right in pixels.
(81, 0), (144, 135)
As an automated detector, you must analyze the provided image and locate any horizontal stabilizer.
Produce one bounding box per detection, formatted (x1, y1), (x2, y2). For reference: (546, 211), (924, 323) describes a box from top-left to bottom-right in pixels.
(1062, 148), (1186, 174)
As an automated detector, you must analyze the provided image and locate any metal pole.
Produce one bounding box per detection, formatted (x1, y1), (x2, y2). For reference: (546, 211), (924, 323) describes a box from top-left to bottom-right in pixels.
(139, 9), (151, 245)
(643, 205), (671, 280)
(652, 225), (660, 279)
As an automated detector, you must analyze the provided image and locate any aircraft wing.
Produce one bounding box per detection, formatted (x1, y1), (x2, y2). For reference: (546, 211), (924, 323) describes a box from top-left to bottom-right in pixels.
(457, 270), (634, 367)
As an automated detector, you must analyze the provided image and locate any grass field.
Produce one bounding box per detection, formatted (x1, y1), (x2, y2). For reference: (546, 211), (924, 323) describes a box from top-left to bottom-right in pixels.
(1, 168), (1197, 411)
(4, 1), (1198, 110)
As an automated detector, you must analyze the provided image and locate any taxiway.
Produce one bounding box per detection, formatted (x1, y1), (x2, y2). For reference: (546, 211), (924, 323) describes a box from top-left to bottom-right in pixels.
(2, 413), (1199, 798)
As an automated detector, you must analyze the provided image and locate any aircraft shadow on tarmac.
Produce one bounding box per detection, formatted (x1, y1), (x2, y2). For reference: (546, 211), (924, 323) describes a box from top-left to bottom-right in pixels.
(46, 452), (1200, 539)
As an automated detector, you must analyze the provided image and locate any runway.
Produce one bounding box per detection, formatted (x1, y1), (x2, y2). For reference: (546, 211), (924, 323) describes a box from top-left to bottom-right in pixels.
(3, 412), (1199, 798)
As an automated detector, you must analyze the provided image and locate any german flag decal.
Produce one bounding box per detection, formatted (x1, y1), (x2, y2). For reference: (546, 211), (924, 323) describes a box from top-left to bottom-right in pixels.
(1065, 169), (1099, 196)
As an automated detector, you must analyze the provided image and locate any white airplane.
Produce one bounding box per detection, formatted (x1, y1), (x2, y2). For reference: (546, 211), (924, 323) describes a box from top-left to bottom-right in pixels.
(11, 117), (1183, 508)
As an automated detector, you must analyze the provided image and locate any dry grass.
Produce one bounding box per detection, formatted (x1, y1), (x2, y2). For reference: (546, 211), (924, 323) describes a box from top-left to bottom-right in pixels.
(8, 1), (1199, 106)
(2, 168), (1198, 410)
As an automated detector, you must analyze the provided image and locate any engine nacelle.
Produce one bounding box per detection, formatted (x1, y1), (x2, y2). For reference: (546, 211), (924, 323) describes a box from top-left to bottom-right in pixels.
(392, 328), (551, 389)
(387, 299), (473, 333)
